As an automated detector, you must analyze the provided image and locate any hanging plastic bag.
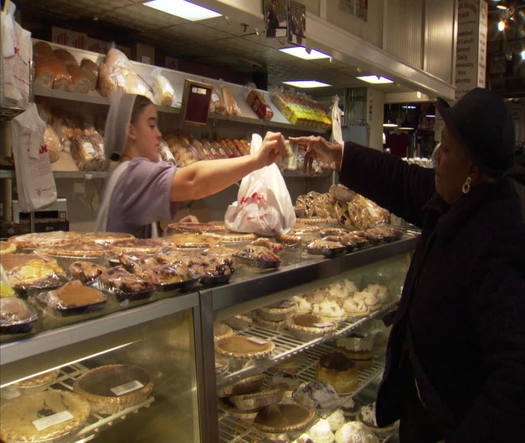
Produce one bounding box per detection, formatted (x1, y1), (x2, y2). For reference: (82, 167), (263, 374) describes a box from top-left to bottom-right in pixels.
(1, 0), (32, 108)
(225, 133), (296, 236)
(150, 67), (175, 107)
(12, 103), (57, 211)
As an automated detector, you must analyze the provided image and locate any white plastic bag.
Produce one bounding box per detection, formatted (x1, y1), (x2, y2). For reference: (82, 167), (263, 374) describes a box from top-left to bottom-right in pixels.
(225, 133), (295, 236)
(150, 67), (175, 107)
(12, 104), (57, 211)
(1, 0), (32, 108)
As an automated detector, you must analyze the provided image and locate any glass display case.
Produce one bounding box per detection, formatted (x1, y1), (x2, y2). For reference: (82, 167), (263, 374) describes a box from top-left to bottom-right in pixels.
(0, 293), (201, 443)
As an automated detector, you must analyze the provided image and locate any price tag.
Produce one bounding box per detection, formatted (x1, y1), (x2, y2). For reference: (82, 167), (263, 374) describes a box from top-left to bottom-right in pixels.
(313, 322), (334, 328)
(33, 411), (73, 431)
(110, 380), (144, 396)
(247, 337), (268, 345)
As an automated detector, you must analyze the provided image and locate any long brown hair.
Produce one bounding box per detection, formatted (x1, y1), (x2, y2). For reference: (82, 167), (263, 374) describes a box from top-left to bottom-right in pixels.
(130, 95), (154, 124)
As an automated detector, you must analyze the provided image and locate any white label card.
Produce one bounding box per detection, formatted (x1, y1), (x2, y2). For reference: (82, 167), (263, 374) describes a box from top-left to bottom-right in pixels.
(247, 337), (268, 345)
(110, 380), (144, 396)
(33, 410), (74, 431)
(314, 322), (334, 328)
(279, 301), (295, 308)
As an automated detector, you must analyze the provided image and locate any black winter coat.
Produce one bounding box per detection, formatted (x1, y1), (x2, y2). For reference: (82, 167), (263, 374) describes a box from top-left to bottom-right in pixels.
(340, 142), (525, 442)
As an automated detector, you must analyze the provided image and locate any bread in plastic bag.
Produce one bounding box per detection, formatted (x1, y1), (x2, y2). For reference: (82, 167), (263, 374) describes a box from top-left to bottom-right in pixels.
(71, 130), (105, 170)
(225, 133), (295, 236)
(150, 68), (175, 106)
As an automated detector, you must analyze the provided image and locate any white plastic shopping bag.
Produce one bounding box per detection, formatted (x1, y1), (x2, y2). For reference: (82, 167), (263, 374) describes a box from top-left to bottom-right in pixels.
(1, 0), (31, 108)
(225, 133), (296, 236)
(12, 104), (57, 211)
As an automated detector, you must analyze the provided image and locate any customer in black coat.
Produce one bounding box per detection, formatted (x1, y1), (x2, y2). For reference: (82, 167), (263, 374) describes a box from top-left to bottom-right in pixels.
(291, 88), (525, 443)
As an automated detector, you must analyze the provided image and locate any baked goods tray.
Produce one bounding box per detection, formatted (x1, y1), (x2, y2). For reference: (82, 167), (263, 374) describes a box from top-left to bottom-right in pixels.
(216, 301), (397, 387)
(218, 348), (386, 443)
(25, 363), (155, 443)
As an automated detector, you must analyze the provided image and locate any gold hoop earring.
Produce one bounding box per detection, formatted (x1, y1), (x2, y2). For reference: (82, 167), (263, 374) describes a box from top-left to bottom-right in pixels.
(462, 176), (472, 194)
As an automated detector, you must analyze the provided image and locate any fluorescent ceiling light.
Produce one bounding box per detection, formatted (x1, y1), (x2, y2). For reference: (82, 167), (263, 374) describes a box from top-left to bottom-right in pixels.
(144, 0), (221, 21)
(279, 46), (331, 60)
(357, 75), (394, 84)
(383, 122), (398, 128)
(282, 80), (332, 88)
(496, 4), (509, 10)
(425, 114), (436, 118)
(402, 105), (416, 109)
(398, 126), (414, 130)
(521, 50), (525, 61)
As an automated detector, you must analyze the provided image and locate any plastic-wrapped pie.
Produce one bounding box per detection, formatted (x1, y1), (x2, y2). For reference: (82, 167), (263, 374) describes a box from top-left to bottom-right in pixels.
(8, 231), (77, 249)
(0, 389), (90, 442)
(233, 245), (281, 269)
(0, 297), (38, 333)
(74, 364), (153, 414)
(216, 335), (274, 360)
(0, 283), (15, 298)
(251, 237), (284, 252)
(68, 261), (108, 284)
(39, 280), (106, 313)
(8, 370), (60, 396)
(0, 241), (15, 255)
(97, 266), (155, 301)
(306, 239), (346, 258)
(116, 252), (159, 273)
(139, 263), (196, 290)
(36, 241), (108, 258)
(110, 238), (165, 255)
(3, 255), (66, 291)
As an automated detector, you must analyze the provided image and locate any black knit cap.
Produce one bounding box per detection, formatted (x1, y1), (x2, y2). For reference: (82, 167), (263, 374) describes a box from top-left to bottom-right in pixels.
(436, 87), (515, 177)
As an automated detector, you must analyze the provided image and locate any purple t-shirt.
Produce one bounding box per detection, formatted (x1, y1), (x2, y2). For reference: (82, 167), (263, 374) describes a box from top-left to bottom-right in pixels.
(106, 158), (179, 238)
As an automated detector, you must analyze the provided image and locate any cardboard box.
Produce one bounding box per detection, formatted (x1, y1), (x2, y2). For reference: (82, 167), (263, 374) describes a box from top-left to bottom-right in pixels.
(52, 26), (86, 49)
(132, 42), (155, 64)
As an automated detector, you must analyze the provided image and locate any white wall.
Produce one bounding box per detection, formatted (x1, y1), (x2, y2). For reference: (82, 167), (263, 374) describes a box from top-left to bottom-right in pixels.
(367, 88), (385, 151)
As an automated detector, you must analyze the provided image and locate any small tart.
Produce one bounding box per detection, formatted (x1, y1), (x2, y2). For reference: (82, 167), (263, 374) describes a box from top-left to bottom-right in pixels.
(0, 241), (15, 255)
(0, 389), (90, 442)
(224, 314), (253, 330)
(287, 314), (337, 340)
(254, 404), (315, 433)
(216, 335), (274, 360)
(214, 322), (234, 341)
(73, 364), (153, 414)
(255, 314), (286, 331)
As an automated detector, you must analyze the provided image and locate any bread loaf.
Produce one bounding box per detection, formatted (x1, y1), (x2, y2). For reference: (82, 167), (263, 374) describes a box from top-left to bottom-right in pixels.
(34, 57), (55, 89)
(67, 65), (90, 94)
(221, 86), (240, 116)
(151, 73), (174, 106)
(80, 59), (98, 90)
(33, 41), (54, 58)
(54, 49), (77, 66)
(43, 125), (62, 163)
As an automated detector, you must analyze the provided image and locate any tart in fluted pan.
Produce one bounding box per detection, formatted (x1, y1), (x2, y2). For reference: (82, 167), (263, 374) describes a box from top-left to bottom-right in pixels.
(215, 335), (274, 360)
(74, 364), (154, 414)
(0, 389), (90, 442)
(254, 404), (315, 433)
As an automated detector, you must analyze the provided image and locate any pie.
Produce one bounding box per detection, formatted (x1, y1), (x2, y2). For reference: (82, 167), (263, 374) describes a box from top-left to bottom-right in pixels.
(0, 389), (90, 442)
(233, 245), (281, 269)
(255, 314), (286, 331)
(98, 266), (155, 296)
(258, 300), (296, 321)
(295, 217), (337, 226)
(217, 374), (265, 398)
(8, 231), (78, 249)
(306, 239), (346, 257)
(0, 241), (15, 255)
(251, 238), (284, 252)
(224, 314), (253, 330)
(228, 385), (285, 411)
(163, 233), (218, 249)
(46, 280), (106, 311)
(73, 364), (153, 414)
(214, 322), (233, 341)
(0, 297), (38, 333)
(13, 369), (60, 389)
(36, 242), (108, 258)
(316, 352), (358, 394)
(1, 253), (50, 272)
(215, 335), (274, 360)
(207, 232), (256, 243)
(5, 257), (66, 291)
(253, 404), (315, 433)
(287, 313), (337, 341)
(110, 239), (165, 255)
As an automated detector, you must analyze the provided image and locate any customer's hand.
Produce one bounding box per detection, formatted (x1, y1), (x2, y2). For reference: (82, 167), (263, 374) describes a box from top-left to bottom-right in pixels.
(255, 131), (286, 168)
(289, 136), (343, 174)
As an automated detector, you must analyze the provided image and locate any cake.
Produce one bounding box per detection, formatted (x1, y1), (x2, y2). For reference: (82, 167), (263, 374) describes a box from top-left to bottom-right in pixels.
(336, 334), (373, 367)
(317, 352), (358, 394)
(74, 364), (153, 414)
(0, 389), (90, 442)
(311, 300), (345, 322)
(215, 335), (274, 360)
(334, 421), (379, 443)
(254, 404), (315, 434)
(358, 402), (398, 437)
(326, 408), (346, 432)
(340, 397), (360, 420)
(292, 381), (340, 411)
(308, 418), (335, 443)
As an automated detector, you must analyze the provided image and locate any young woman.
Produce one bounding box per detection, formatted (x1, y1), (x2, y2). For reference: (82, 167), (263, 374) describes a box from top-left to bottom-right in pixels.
(291, 88), (525, 442)
(96, 92), (286, 237)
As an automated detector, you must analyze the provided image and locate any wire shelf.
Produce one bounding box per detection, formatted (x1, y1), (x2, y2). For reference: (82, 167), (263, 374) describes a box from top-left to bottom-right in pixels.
(217, 302), (397, 387)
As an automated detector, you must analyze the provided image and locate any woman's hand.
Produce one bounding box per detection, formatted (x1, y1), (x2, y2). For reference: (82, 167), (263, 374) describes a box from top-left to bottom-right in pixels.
(289, 136), (343, 174)
(254, 131), (287, 168)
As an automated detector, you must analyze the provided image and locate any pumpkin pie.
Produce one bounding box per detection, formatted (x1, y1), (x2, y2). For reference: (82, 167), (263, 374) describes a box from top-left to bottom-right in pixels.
(214, 322), (233, 341)
(254, 404), (315, 434)
(215, 335), (274, 360)
(0, 389), (90, 442)
(74, 364), (153, 414)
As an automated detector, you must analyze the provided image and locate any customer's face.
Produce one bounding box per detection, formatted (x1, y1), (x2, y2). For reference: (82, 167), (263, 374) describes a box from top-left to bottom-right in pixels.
(434, 127), (473, 204)
(129, 103), (162, 162)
